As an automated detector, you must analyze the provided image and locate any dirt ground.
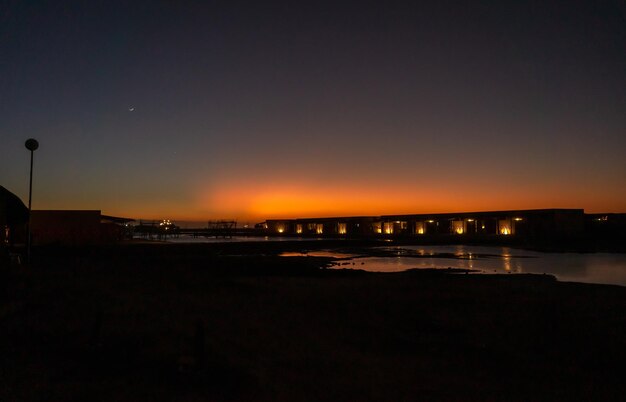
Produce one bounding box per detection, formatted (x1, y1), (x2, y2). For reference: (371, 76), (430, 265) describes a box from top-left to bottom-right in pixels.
(2, 242), (625, 401)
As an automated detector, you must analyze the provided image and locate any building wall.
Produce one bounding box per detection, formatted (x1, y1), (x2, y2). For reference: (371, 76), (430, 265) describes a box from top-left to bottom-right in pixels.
(31, 210), (101, 245)
(264, 209), (586, 239)
(31, 210), (127, 245)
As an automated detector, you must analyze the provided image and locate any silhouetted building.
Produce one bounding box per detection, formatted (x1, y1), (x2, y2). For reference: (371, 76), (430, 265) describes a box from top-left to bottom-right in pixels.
(265, 209), (586, 240)
(0, 186), (29, 246)
(31, 210), (134, 245)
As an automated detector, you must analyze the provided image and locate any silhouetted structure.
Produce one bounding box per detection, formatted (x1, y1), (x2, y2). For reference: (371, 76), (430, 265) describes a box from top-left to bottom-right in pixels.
(264, 209), (587, 241)
(134, 219), (180, 240)
(30, 210), (134, 245)
(207, 220), (236, 238)
(0, 186), (29, 247)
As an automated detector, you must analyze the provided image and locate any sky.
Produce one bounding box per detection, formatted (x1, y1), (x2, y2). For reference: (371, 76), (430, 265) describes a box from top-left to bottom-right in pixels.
(1, 0), (625, 223)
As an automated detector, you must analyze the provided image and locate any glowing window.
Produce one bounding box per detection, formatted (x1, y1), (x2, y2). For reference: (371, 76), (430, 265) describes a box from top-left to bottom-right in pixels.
(452, 220), (464, 234)
(498, 219), (513, 235)
(383, 222), (394, 234)
(338, 223), (347, 234)
(415, 222), (425, 235)
(316, 224), (323, 234)
(373, 222), (382, 234)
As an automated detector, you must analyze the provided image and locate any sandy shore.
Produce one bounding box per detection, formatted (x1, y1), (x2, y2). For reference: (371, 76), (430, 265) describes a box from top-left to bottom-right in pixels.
(2, 242), (625, 401)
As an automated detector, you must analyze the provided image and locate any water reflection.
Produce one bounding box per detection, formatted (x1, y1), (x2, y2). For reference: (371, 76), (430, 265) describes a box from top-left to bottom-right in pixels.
(163, 235), (322, 243)
(280, 251), (356, 259)
(322, 245), (626, 286)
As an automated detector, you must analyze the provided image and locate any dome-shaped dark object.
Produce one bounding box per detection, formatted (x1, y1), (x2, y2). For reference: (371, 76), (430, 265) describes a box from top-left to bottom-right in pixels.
(25, 138), (39, 151)
(0, 186), (29, 226)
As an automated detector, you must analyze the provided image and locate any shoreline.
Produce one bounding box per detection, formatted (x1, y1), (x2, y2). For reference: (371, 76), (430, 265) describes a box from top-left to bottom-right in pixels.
(2, 242), (626, 401)
(20, 240), (626, 287)
(3, 243), (626, 401)
(131, 234), (626, 253)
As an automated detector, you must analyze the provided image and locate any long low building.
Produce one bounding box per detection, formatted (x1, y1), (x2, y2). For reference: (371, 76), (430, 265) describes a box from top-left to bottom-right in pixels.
(31, 210), (134, 245)
(264, 209), (587, 239)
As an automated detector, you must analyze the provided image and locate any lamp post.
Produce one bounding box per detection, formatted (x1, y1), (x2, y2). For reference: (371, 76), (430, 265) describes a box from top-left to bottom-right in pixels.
(25, 138), (39, 263)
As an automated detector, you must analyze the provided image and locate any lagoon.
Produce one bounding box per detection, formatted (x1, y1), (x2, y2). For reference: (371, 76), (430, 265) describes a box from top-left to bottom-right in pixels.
(288, 245), (626, 286)
(160, 236), (626, 286)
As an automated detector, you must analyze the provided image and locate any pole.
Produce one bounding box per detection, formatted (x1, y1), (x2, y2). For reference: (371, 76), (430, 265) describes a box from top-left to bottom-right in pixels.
(27, 149), (33, 263)
(24, 138), (38, 264)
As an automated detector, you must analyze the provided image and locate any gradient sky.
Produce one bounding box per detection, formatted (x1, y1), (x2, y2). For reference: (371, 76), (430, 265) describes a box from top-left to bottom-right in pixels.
(2, 0), (625, 223)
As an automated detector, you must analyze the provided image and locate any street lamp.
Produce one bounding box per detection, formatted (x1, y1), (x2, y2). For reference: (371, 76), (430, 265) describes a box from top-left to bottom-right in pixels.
(25, 138), (39, 263)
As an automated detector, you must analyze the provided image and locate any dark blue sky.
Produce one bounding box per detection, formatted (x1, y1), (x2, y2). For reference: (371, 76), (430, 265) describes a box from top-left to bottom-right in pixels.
(2, 0), (625, 220)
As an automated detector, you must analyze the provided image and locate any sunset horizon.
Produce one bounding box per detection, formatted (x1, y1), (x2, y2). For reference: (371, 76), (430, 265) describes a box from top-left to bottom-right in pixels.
(2, 2), (626, 400)
(3, 1), (625, 224)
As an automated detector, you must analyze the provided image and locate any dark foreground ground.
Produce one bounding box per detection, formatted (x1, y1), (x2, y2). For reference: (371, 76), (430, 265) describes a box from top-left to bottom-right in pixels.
(2, 242), (626, 401)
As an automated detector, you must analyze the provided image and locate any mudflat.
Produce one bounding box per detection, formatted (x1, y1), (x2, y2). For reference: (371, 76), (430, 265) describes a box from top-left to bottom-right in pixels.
(2, 242), (625, 401)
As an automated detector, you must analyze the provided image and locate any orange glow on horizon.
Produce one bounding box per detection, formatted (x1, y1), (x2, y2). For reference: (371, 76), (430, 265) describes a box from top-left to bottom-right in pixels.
(67, 179), (626, 222)
(187, 180), (625, 222)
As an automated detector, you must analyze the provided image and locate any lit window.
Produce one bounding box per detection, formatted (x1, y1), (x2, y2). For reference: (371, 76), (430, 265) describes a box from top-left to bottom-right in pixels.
(383, 222), (394, 234)
(373, 222), (382, 234)
(338, 223), (347, 235)
(452, 220), (464, 234)
(316, 224), (323, 234)
(499, 219), (512, 235)
(415, 222), (425, 235)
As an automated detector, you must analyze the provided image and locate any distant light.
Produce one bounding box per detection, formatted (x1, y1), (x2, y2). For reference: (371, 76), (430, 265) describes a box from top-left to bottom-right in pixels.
(514, 217), (523, 221)
(467, 219), (474, 222)
(427, 220), (434, 223)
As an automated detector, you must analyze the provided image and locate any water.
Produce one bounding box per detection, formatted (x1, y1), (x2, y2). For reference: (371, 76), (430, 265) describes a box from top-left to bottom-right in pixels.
(139, 235), (323, 243)
(154, 236), (626, 286)
(284, 245), (626, 286)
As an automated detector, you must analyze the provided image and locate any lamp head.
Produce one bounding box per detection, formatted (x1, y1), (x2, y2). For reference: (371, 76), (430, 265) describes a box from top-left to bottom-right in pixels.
(25, 138), (39, 151)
